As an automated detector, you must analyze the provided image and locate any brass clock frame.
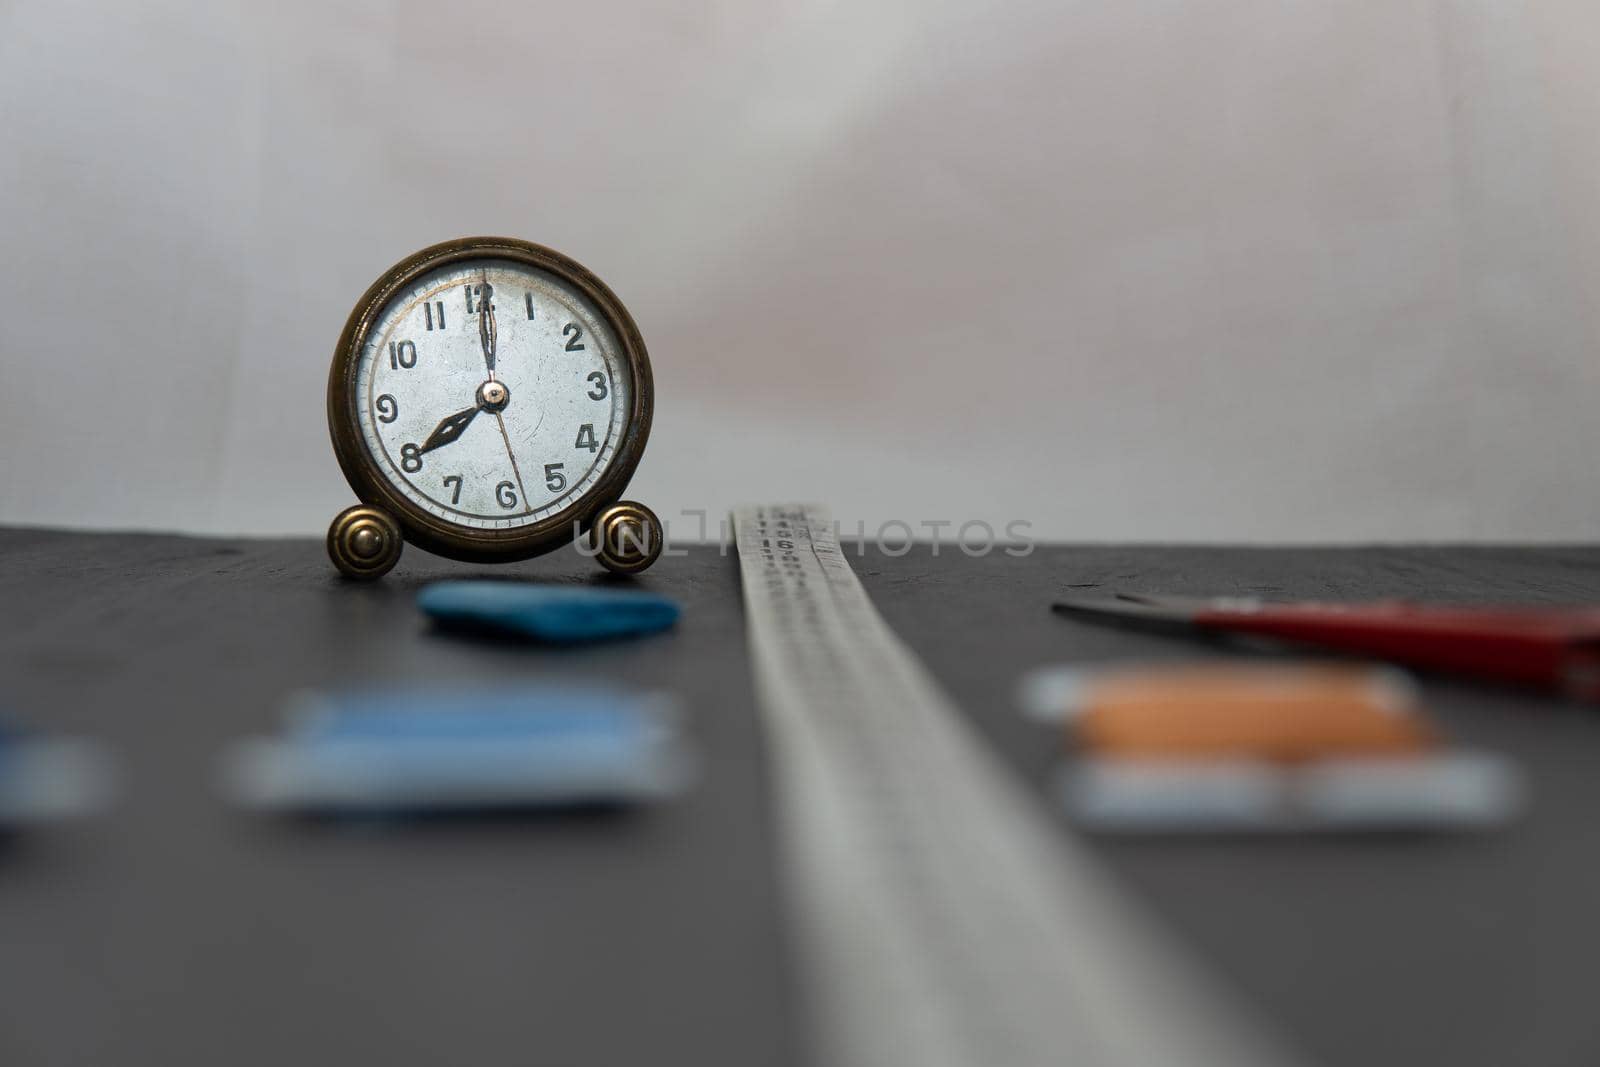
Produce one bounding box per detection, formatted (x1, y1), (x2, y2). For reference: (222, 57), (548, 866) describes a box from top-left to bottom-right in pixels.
(327, 236), (655, 571)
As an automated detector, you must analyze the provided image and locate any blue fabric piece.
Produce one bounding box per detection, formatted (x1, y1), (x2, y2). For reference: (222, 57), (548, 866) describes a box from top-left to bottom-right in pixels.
(295, 685), (659, 741)
(292, 686), (665, 777)
(252, 685), (687, 812)
(417, 581), (680, 643)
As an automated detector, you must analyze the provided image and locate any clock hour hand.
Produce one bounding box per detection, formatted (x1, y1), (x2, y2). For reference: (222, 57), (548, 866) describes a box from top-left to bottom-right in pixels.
(418, 405), (480, 454)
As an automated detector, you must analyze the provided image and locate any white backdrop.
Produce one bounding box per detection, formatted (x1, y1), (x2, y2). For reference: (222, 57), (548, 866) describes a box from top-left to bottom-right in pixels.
(2, 1), (1597, 542)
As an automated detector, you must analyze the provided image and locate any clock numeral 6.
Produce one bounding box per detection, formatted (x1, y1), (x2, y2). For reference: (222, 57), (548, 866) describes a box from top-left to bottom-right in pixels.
(563, 323), (585, 351)
(401, 443), (423, 473)
(586, 372), (608, 400)
(575, 424), (598, 453)
(495, 480), (519, 509)
(442, 474), (463, 504)
(375, 394), (399, 423)
(544, 463), (566, 493)
(388, 340), (417, 370)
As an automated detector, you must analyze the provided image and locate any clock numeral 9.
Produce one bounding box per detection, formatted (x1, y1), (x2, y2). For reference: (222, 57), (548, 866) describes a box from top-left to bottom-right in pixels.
(575, 424), (598, 453)
(544, 463), (566, 492)
(586, 372), (608, 400)
(388, 340), (417, 370)
(401, 443), (423, 473)
(563, 323), (585, 351)
(375, 394), (398, 423)
(495, 480), (519, 509)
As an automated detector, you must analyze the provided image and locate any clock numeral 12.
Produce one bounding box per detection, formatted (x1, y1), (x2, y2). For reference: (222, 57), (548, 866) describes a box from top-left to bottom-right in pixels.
(464, 283), (493, 315)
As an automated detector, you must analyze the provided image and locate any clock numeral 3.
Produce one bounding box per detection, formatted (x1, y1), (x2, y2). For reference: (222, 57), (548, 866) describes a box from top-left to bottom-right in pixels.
(575, 424), (598, 453)
(495, 481), (519, 509)
(375, 394), (399, 423)
(544, 463), (567, 492)
(401, 443), (423, 473)
(388, 340), (417, 370)
(563, 323), (585, 351)
(586, 372), (608, 400)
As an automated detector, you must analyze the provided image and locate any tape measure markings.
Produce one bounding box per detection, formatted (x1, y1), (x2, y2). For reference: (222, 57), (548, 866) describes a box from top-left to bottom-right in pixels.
(733, 504), (1301, 1067)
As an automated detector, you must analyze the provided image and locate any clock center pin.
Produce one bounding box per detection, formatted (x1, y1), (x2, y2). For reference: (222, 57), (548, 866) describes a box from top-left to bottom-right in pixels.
(477, 380), (510, 412)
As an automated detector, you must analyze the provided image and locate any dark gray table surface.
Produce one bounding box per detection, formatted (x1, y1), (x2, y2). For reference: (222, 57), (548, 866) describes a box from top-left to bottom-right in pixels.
(1, 527), (1597, 1067)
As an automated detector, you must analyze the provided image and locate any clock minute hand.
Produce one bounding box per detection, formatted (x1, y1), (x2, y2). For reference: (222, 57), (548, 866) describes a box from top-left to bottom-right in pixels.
(478, 278), (497, 378)
(418, 405), (481, 454)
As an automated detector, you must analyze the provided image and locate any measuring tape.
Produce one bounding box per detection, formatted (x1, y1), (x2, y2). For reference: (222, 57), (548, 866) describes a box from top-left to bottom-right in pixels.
(733, 505), (1302, 1067)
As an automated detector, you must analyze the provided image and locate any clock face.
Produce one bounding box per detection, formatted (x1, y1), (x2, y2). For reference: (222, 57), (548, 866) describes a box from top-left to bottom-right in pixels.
(353, 257), (634, 531)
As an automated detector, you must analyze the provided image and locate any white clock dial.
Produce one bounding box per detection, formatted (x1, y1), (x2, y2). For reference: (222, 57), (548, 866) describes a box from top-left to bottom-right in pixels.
(353, 259), (633, 530)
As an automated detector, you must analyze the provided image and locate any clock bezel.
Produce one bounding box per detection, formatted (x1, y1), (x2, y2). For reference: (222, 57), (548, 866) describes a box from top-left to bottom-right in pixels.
(327, 236), (653, 564)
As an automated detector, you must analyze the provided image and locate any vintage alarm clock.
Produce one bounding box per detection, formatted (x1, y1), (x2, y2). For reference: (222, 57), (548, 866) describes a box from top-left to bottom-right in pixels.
(325, 238), (661, 579)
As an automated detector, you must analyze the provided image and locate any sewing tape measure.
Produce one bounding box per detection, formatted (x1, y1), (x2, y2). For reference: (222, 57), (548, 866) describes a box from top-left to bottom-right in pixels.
(733, 504), (1302, 1067)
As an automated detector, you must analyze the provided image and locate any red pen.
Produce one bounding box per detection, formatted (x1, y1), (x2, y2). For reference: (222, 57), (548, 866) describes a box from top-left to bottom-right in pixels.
(1052, 594), (1600, 702)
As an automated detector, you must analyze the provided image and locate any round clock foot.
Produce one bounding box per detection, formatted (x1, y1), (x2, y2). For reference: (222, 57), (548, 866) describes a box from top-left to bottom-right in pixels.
(591, 501), (664, 576)
(328, 505), (403, 580)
